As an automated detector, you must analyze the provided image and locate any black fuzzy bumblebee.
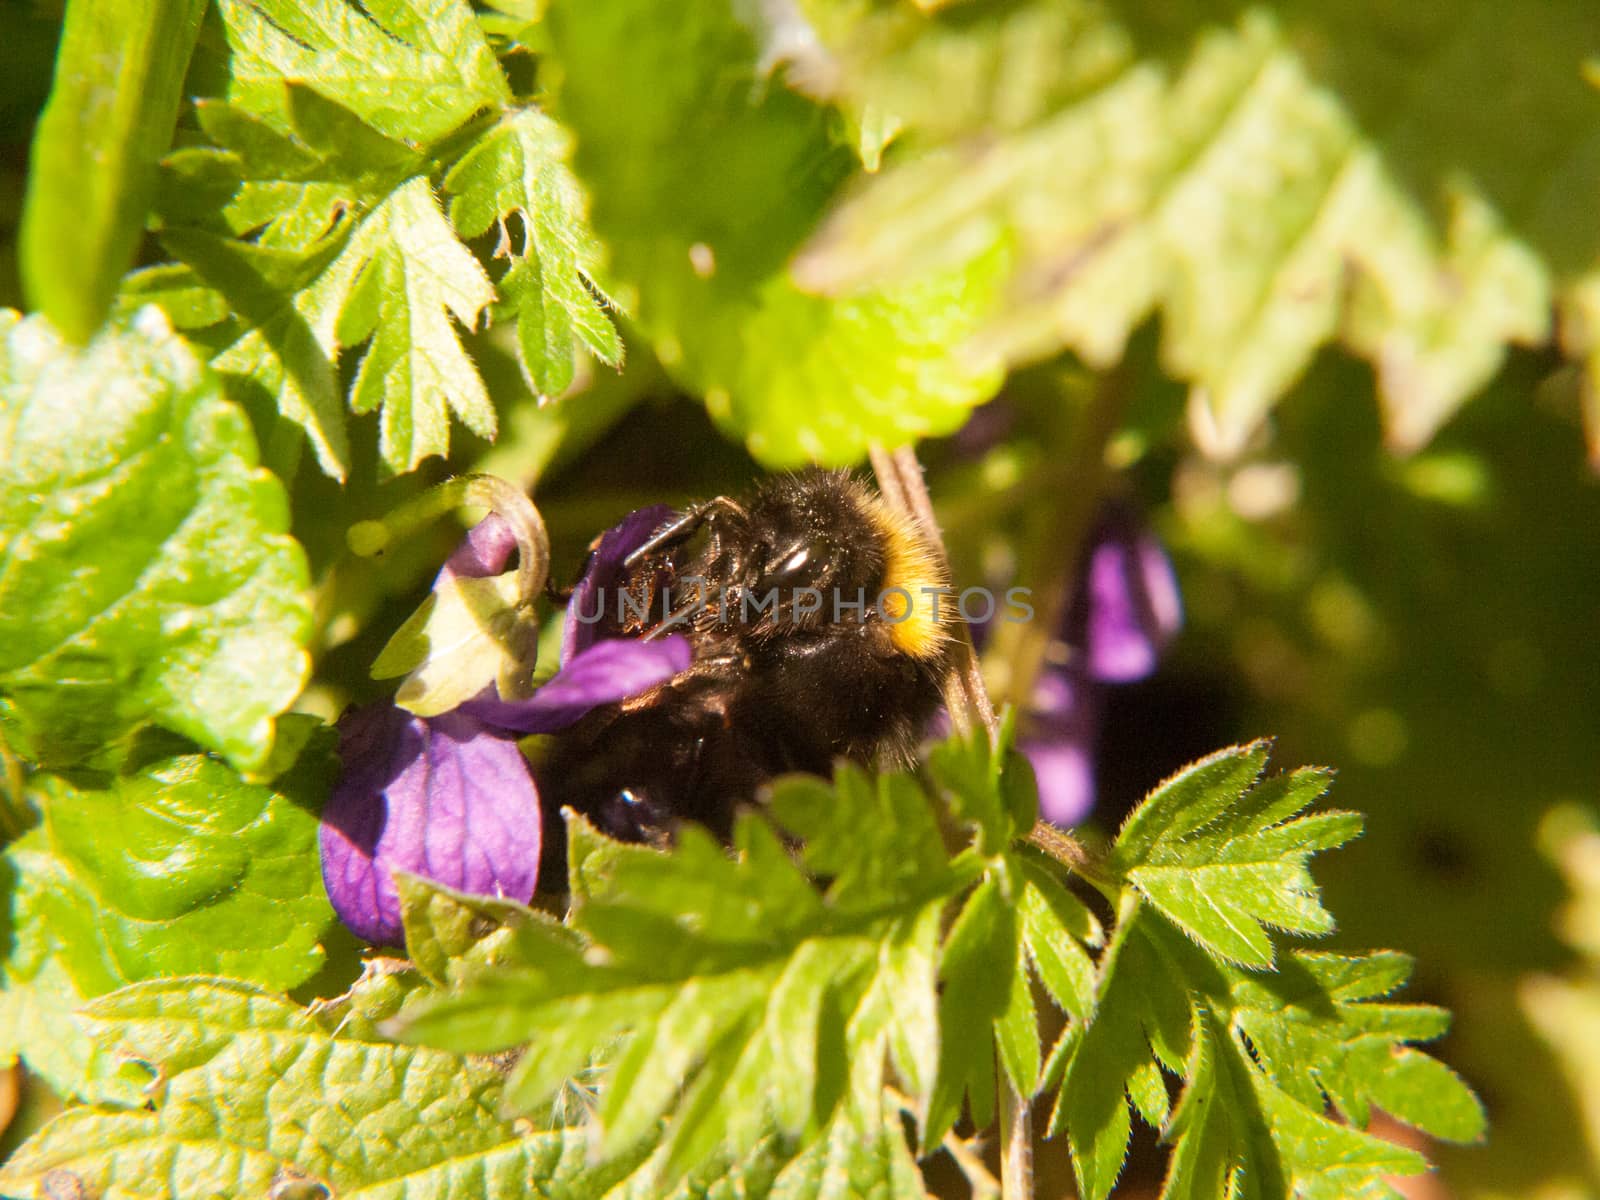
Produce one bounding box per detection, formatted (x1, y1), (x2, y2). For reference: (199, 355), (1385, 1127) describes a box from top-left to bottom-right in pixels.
(533, 471), (953, 887)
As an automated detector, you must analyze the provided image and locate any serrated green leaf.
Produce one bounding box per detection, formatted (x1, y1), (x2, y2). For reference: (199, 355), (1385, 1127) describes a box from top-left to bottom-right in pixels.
(1163, 1006), (1424, 1200)
(404, 770), (961, 1183)
(0, 728), (335, 1098)
(1059, 910), (1194, 1200)
(396, 871), (579, 988)
(215, 0), (509, 145)
(0, 311), (311, 769)
(152, 137), (496, 475)
(1114, 748), (1359, 967)
(444, 108), (622, 396)
(765, 1095), (927, 1200)
(799, 3), (1600, 456)
(324, 176), (498, 472)
(924, 875), (1017, 1147)
(769, 764), (958, 913)
(1112, 742), (1271, 871)
(924, 723), (1014, 854)
(995, 932), (1042, 1100)
(605, 1093), (925, 1200)
(1064, 908), (1467, 1200)
(157, 86), (424, 251)
(0, 977), (642, 1199)
(147, 230), (351, 478)
(565, 808), (663, 905)
(19, 0), (207, 343)
(1018, 856), (1099, 1021)
(544, 0), (1006, 467)
(139, 1), (518, 478)
(1229, 951), (1486, 1144)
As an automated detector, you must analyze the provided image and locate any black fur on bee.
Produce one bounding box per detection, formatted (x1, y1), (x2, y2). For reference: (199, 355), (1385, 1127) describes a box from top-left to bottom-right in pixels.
(531, 470), (954, 890)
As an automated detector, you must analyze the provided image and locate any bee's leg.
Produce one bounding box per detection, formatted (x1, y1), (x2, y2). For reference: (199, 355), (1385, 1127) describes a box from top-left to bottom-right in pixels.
(623, 496), (748, 567)
(644, 592), (707, 641)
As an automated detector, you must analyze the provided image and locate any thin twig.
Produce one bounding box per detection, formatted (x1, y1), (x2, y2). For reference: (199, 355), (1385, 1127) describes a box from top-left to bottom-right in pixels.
(869, 442), (909, 513)
(871, 444), (1028, 1198)
(998, 1076), (1034, 1200)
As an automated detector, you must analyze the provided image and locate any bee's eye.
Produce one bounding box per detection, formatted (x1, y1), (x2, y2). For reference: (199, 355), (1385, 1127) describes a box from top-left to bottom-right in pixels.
(762, 542), (818, 588)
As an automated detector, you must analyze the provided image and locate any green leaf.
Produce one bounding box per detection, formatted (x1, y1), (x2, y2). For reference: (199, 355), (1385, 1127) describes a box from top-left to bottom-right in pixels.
(544, 0), (1006, 467)
(157, 86), (425, 251)
(1112, 745), (1361, 967)
(0, 727), (335, 1098)
(149, 178), (498, 478)
(994, 925), (1043, 1101)
(924, 719), (1014, 854)
(0, 977), (642, 1199)
(603, 1091), (926, 1200)
(142, 230), (351, 479)
(444, 108), (623, 396)
(1229, 951), (1486, 1144)
(925, 875), (1017, 1146)
(325, 176), (499, 472)
(1162, 1006), (1424, 1200)
(1018, 854), (1100, 1022)
(769, 764), (957, 914)
(151, 162), (498, 477)
(1058, 909), (1194, 1200)
(765, 1095), (927, 1200)
(799, 3), (1600, 457)
(0, 310), (311, 770)
(396, 870), (580, 988)
(215, 0), (509, 145)
(1061, 905), (1473, 1200)
(402, 763), (966, 1184)
(19, 0), (207, 342)
(137, 0), (515, 478)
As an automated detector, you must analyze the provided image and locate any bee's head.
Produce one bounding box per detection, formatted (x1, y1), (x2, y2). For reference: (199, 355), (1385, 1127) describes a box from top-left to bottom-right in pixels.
(737, 471), (887, 602)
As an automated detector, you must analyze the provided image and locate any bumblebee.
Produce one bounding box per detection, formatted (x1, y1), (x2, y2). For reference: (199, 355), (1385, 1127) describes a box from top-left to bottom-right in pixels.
(533, 470), (953, 888)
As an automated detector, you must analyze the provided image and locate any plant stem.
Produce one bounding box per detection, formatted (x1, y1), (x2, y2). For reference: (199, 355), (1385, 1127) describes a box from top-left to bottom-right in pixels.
(998, 1077), (1034, 1200)
(872, 444), (1027, 1196)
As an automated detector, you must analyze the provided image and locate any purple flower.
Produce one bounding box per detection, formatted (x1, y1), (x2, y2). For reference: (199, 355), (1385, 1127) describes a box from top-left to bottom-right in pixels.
(563, 504), (674, 661)
(1067, 510), (1183, 684)
(1025, 505), (1183, 826)
(319, 706), (542, 945)
(1019, 671), (1100, 828)
(320, 507), (689, 944)
(463, 636), (690, 733)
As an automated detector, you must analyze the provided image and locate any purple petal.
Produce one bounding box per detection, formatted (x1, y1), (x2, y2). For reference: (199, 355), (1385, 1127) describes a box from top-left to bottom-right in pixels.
(443, 514), (519, 581)
(1069, 512), (1183, 684)
(1023, 737), (1097, 827)
(1023, 668), (1101, 827)
(563, 505), (676, 661)
(463, 634), (692, 734)
(319, 705), (542, 945)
